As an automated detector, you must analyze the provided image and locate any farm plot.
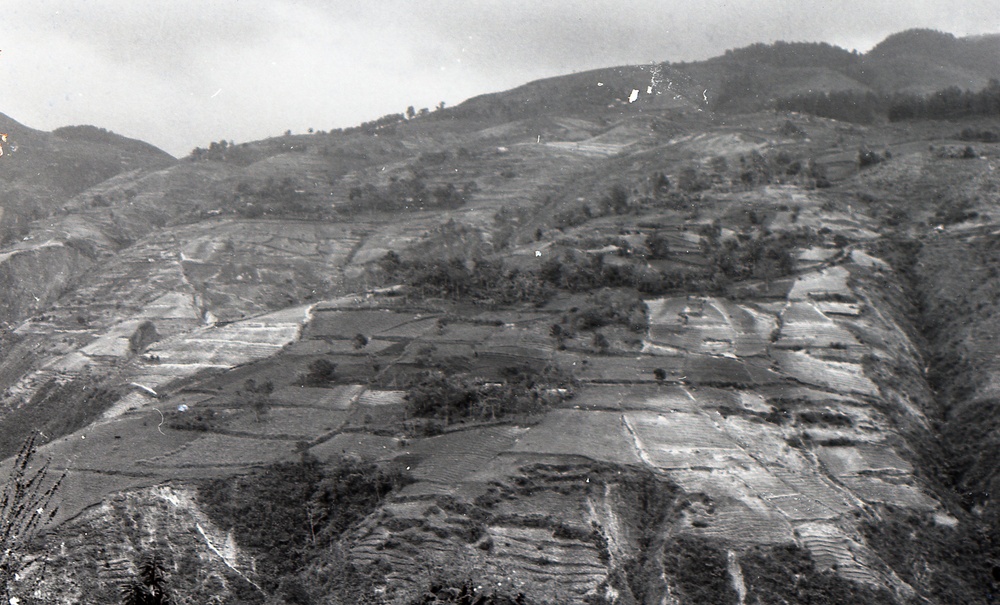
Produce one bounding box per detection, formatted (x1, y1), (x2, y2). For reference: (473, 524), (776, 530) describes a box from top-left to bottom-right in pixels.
(623, 411), (735, 449)
(48, 470), (162, 526)
(794, 522), (880, 584)
(407, 425), (526, 484)
(44, 414), (197, 473)
(80, 320), (148, 357)
(424, 323), (499, 343)
(839, 476), (937, 510)
(776, 305), (860, 349)
(816, 301), (862, 316)
(560, 355), (674, 383)
(137, 291), (201, 320)
(225, 407), (349, 438)
(772, 350), (879, 396)
(271, 384), (364, 409)
(380, 317), (442, 339)
(787, 266), (853, 301)
(765, 494), (837, 521)
(510, 410), (642, 466)
(715, 416), (810, 470)
(139, 434), (295, 468)
(490, 526), (603, 579)
(816, 444), (913, 477)
(304, 310), (420, 339)
(683, 356), (755, 385)
(309, 432), (400, 462)
(356, 389), (406, 406)
(685, 499), (795, 546)
(768, 468), (854, 514)
(571, 384), (697, 412)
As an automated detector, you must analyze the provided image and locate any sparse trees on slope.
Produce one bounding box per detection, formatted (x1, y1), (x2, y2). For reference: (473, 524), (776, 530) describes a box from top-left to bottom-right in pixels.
(119, 551), (171, 605)
(0, 435), (63, 604)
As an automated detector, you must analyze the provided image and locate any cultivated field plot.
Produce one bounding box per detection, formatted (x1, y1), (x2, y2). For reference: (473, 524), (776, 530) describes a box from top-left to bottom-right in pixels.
(271, 384), (364, 409)
(44, 414), (198, 473)
(481, 527), (608, 597)
(137, 291), (201, 320)
(794, 522), (880, 584)
(816, 301), (863, 316)
(685, 499), (795, 546)
(139, 434), (296, 468)
(407, 425), (527, 484)
(49, 470), (162, 525)
(839, 476), (937, 510)
(80, 320), (148, 357)
(767, 468), (854, 514)
(568, 384), (694, 411)
(772, 350), (879, 396)
(623, 411), (735, 449)
(683, 356), (759, 385)
(816, 444), (913, 477)
(787, 266), (853, 300)
(225, 407), (349, 438)
(765, 494), (837, 521)
(562, 354), (679, 382)
(379, 317), (442, 339)
(510, 410), (642, 466)
(355, 389), (406, 406)
(309, 432), (401, 462)
(424, 323), (501, 343)
(303, 310), (421, 339)
(776, 302), (860, 349)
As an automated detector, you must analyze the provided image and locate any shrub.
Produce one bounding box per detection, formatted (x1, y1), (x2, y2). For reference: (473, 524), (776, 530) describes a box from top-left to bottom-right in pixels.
(405, 364), (574, 427)
(303, 359), (337, 386)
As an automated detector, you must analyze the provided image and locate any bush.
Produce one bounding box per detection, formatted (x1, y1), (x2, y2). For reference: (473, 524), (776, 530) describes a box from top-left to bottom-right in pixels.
(405, 364), (574, 427)
(198, 455), (411, 592)
(570, 288), (649, 333)
(302, 359), (337, 385)
(858, 147), (886, 169)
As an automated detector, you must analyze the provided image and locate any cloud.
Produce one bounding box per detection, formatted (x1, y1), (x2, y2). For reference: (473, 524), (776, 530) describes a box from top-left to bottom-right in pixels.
(1, 0), (999, 155)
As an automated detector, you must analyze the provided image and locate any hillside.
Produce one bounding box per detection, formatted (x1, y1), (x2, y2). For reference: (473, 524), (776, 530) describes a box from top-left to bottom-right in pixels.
(0, 29), (999, 605)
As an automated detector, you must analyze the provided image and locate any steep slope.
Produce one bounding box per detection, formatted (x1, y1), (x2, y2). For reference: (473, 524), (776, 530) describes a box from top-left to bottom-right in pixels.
(0, 112), (175, 243)
(1, 28), (1000, 605)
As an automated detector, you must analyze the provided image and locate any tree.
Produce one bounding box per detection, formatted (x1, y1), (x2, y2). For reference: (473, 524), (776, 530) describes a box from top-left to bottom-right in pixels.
(119, 551), (171, 605)
(352, 333), (369, 350)
(0, 435), (63, 604)
(593, 332), (611, 354)
(646, 231), (672, 260)
(243, 379), (274, 423)
(303, 359), (337, 386)
(406, 106), (416, 119)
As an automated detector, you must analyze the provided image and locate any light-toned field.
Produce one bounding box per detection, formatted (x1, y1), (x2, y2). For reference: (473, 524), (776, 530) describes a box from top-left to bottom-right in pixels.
(511, 410), (643, 466)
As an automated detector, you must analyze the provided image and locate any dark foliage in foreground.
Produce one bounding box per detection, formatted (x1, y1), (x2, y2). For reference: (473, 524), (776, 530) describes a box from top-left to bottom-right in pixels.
(741, 544), (898, 605)
(198, 455), (411, 594)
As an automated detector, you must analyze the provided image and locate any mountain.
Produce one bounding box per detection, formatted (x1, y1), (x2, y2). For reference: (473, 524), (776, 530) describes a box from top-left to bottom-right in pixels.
(0, 113), (174, 243)
(0, 29), (999, 605)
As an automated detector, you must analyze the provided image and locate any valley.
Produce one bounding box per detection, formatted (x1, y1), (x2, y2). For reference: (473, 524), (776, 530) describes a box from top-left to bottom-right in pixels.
(1, 30), (1000, 605)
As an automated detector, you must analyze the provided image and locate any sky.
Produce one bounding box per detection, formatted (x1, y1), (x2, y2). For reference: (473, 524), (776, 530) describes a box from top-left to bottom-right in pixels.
(2, 0), (998, 157)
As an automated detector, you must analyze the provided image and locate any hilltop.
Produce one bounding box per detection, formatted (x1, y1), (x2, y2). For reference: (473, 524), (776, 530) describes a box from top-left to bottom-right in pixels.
(0, 28), (999, 604)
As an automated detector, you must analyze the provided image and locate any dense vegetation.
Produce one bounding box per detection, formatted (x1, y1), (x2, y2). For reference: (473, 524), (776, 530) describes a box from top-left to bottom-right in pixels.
(405, 364), (575, 430)
(774, 80), (1000, 124)
(741, 544), (898, 605)
(198, 455), (411, 600)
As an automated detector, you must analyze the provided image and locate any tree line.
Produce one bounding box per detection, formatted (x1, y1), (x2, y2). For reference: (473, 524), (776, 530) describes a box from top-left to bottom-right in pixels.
(774, 80), (1000, 124)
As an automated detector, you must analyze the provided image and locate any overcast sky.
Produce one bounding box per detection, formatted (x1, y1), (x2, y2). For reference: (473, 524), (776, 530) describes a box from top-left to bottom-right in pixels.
(2, 0), (998, 156)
